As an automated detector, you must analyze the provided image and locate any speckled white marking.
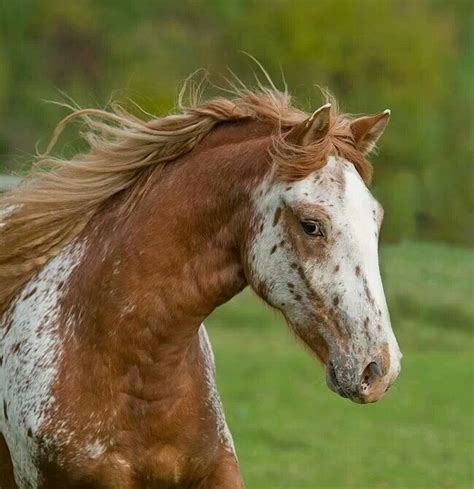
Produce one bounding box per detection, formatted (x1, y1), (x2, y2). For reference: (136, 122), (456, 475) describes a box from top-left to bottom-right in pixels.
(248, 156), (401, 389)
(198, 325), (236, 456)
(248, 176), (305, 318)
(0, 239), (87, 488)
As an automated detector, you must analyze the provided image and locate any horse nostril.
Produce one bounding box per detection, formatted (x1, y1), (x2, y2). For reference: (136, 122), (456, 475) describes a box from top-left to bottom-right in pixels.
(368, 361), (383, 378)
(360, 361), (383, 392)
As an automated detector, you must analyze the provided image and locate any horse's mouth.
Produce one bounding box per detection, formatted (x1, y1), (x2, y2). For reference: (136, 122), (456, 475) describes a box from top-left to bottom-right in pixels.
(326, 361), (352, 400)
(325, 361), (371, 404)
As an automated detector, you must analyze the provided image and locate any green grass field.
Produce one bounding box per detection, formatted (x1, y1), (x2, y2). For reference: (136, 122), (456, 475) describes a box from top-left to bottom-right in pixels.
(206, 242), (474, 489)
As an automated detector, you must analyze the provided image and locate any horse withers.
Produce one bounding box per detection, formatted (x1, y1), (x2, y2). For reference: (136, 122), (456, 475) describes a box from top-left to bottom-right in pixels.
(0, 85), (401, 488)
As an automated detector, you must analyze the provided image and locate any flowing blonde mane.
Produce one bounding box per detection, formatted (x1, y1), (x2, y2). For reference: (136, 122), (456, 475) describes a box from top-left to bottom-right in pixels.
(0, 81), (371, 315)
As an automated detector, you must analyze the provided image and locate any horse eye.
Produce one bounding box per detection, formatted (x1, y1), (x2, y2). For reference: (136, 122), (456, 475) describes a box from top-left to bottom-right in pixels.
(300, 220), (324, 237)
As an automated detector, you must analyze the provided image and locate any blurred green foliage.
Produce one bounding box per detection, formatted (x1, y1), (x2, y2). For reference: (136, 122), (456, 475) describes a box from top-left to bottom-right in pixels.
(0, 0), (472, 244)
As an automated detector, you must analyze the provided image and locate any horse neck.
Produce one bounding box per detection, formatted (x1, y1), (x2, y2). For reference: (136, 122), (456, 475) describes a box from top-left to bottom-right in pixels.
(68, 120), (272, 370)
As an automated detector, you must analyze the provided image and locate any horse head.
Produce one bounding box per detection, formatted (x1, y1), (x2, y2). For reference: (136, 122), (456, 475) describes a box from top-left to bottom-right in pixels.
(245, 104), (402, 403)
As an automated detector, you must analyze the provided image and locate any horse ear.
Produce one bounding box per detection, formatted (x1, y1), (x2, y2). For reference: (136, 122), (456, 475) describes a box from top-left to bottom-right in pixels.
(350, 110), (391, 155)
(288, 103), (331, 146)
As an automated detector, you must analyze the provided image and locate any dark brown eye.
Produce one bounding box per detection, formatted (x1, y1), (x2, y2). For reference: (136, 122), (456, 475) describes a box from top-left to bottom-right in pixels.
(301, 220), (324, 237)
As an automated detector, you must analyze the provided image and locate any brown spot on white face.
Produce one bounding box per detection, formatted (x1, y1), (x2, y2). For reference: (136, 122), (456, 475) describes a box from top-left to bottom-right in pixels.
(296, 266), (306, 281)
(273, 207), (282, 226)
(355, 265), (361, 276)
(270, 245), (277, 255)
(23, 287), (37, 300)
(363, 278), (375, 306)
(4, 318), (14, 335)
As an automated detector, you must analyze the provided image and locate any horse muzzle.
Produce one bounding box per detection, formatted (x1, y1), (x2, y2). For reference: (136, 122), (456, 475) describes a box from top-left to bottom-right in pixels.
(325, 354), (400, 404)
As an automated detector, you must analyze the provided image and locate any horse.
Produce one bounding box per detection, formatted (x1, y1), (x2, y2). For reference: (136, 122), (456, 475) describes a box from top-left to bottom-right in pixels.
(0, 82), (402, 488)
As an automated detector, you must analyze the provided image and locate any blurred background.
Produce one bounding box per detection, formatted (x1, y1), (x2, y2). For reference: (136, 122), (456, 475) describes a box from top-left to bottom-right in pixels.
(0, 1), (472, 487)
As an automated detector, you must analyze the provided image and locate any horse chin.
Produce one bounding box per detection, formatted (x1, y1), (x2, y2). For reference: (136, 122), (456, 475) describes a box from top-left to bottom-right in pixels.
(325, 362), (350, 400)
